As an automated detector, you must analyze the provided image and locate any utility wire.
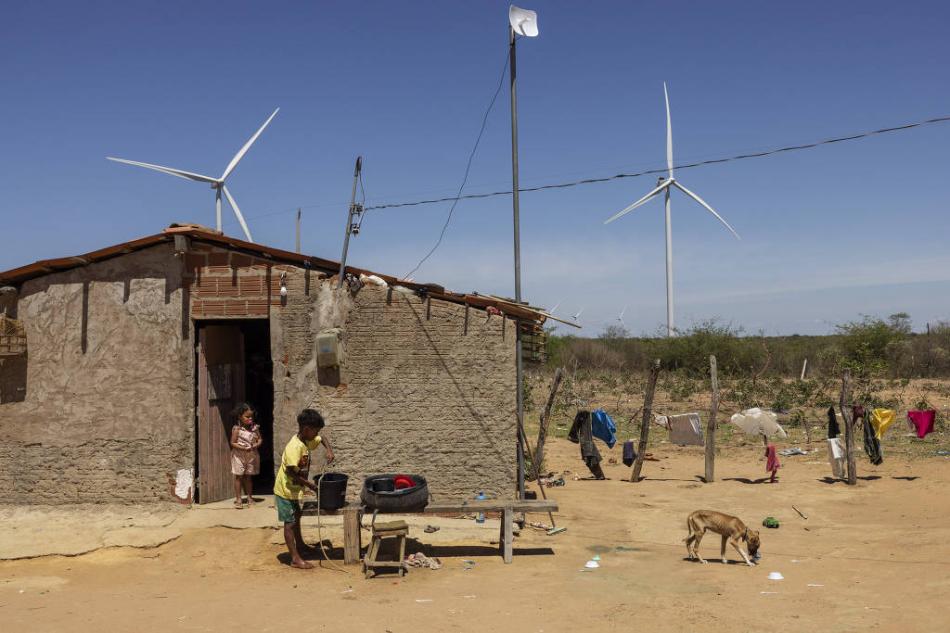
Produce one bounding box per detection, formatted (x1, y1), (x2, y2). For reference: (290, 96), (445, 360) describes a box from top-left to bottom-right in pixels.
(365, 114), (950, 211)
(401, 52), (510, 280)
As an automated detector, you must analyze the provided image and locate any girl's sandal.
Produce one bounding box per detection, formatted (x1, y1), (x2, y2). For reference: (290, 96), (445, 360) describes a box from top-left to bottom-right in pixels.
(233, 501), (244, 509)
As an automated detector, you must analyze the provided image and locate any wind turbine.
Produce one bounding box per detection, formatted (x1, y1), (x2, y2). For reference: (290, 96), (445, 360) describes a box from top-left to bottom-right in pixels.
(603, 83), (739, 336)
(549, 299), (562, 314)
(617, 305), (627, 329)
(571, 307), (585, 322)
(107, 108), (279, 243)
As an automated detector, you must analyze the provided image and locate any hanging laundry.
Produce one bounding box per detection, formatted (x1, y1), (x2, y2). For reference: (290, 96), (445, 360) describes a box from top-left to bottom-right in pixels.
(827, 437), (845, 479)
(730, 408), (787, 439)
(568, 411), (605, 479)
(668, 413), (704, 446)
(907, 410), (936, 439)
(591, 409), (618, 448)
(622, 440), (637, 467)
(870, 408), (896, 440)
(827, 406), (840, 439)
(851, 404), (865, 427)
(861, 409), (883, 465)
(765, 444), (781, 482)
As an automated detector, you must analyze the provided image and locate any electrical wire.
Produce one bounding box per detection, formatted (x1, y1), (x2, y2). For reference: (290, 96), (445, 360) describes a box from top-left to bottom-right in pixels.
(401, 52), (510, 280)
(365, 114), (950, 211)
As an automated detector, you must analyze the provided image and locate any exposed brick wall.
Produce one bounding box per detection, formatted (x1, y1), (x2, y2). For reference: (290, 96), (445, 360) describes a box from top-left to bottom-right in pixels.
(272, 277), (518, 501)
(184, 246), (290, 319)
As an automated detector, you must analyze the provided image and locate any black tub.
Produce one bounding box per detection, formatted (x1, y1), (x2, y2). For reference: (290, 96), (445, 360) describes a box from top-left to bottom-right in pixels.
(313, 472), (348, 511)
(360, 474), (429, 513)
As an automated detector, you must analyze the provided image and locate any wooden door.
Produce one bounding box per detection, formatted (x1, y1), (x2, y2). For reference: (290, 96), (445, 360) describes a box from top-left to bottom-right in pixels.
(197, 325), (245, 503)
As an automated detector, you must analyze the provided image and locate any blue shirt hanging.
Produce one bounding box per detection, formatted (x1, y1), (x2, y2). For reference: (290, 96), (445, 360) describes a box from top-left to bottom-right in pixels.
(591, 409), (617, 449)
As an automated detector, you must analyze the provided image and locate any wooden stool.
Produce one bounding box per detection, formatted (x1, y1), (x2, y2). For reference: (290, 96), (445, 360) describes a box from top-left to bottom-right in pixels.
(363, 520), (408, 579)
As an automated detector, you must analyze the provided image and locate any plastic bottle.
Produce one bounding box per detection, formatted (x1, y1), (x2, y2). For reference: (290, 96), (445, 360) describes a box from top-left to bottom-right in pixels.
(475, 491), (486, 524)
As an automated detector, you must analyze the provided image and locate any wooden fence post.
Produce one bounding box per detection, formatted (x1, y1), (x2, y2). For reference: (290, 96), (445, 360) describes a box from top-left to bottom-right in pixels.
(533, 367), (564, 478)
(840, 369), (856, 485)
(705, 355), (719, 483)
(631, 359), (661, 482)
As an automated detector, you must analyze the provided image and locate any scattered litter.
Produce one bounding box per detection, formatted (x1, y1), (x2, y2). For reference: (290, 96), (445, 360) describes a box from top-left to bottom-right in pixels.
(405, 553), (443, 570)
(462, 595), (477, 599)
(762, 517), (780, 529)
(538, 474), (565, 487)
(792, 506), (808, 520)
(415, 599), (433, 603)
(768, 572), (784, 581)
(760, 591), (779, 595)
(423, 525), (440, 534)
(791, 560), (800, 564)
(584, 560), (600, 569)
(807, 584), (824, 587)
(591, 554), (601, 561)
(779, 447), (807, 456)
(936, 450), (950, 456)
(462, 560), (476, 570)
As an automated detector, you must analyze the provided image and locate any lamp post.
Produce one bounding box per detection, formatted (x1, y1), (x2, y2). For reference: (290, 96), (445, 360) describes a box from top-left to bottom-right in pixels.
(508, 5), (538, 500)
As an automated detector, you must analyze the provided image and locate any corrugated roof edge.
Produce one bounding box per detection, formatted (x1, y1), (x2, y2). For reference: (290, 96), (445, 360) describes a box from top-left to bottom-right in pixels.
(0, 225), (553, 325)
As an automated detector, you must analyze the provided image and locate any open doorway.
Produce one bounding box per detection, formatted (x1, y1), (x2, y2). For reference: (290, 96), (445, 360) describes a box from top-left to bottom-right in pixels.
(194, 319), (274, 504)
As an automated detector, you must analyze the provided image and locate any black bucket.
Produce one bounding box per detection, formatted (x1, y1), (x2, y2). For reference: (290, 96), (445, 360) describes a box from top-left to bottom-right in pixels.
(314, 472), (348, 511)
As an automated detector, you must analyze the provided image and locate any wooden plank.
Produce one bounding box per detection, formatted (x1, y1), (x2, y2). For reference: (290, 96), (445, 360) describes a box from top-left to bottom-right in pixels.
(705, 355), (718, 483)
(424, 500), (558, 514)
(533, 367), (564, 478)
(631, 359), (661, 482)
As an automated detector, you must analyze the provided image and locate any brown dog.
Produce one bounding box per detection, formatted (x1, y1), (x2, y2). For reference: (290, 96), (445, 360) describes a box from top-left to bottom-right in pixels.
(684, 510), (760, 566)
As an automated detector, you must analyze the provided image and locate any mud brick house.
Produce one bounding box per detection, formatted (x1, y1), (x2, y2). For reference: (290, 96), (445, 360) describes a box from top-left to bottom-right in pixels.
(0, 225), (549, 504)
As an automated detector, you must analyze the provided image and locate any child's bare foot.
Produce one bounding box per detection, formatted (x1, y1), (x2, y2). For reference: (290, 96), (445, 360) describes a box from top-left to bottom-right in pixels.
(291, 559), (314, 570)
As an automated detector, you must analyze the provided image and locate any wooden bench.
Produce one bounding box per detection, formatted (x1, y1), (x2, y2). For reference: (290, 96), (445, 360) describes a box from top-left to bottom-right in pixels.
(302, 499), (558, 565)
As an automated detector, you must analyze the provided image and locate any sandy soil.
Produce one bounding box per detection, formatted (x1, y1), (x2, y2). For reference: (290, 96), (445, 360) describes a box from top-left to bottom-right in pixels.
(2, 437), (950, 633)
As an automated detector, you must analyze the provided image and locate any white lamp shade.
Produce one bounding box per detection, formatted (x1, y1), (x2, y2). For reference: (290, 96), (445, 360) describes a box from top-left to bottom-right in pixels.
(509, 5), (539, 37)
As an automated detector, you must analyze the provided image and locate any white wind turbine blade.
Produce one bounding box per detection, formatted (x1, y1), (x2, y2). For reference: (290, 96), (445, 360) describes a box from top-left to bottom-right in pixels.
(603, 179), (671, 224)
(221, 184), (254, 242)
(106, 157), (217, 183)
(550, 300), (562, 314)
(619, 305), (627, 320)
(573, 307), (584, 320)
(671, 181), (741, 240)
(221, 108), (279, 181)
(664, 82), (673, 178)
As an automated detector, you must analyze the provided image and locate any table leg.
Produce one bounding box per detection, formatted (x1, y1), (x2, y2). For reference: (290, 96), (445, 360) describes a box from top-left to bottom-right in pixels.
(344, 505), (361, 565)
(502, 508), (513, 564)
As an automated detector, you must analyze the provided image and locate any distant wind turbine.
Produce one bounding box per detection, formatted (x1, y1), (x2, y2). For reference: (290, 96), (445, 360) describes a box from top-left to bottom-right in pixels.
(107, 108), (279, 242)
(603, 83), (739, 336)
(571, 307), (585, 322)
(617, 305), (627, 329)
(549, 300), (562, 314)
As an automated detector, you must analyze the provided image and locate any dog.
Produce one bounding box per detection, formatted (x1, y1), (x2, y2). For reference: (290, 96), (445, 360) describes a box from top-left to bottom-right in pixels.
(684, 510), (760, 566)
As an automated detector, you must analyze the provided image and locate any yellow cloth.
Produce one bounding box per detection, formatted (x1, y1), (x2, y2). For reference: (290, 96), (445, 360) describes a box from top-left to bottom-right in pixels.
(870, 408), (896, 440)
(273, 434), (322, 500)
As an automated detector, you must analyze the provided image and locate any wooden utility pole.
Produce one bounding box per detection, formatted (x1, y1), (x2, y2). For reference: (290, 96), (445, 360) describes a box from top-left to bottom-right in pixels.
(631, 359), (661, 482)
(533, 367), (563, 478)
(840, 369), (856, 485)
(705, 355), (719, 483)
(295, 208), (301, 253)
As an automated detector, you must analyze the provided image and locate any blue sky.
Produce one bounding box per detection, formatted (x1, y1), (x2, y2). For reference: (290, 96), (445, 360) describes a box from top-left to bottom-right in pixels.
(2, 1), (949, 335)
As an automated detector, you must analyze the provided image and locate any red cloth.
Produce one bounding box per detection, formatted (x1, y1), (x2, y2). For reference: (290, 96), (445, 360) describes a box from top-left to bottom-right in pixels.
(765, 444), (781, 473)
(907, 410), (936, 439)
(393, 475), (415, 490)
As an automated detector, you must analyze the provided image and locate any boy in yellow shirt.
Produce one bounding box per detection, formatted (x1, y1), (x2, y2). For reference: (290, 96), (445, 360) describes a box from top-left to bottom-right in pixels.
(273, 409), (335, 569)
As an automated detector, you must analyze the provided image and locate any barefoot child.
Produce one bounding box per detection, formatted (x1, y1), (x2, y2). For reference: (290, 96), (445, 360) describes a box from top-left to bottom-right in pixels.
(273, 409), (335, 569)
(230, 403), (262, 508)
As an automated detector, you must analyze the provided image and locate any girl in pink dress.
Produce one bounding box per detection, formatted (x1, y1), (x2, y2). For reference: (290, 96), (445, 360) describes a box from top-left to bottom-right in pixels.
(230, 403), (262, 508)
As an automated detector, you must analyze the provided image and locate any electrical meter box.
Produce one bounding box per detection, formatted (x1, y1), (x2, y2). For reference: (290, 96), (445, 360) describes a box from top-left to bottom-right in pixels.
(316, 328), (343, 368)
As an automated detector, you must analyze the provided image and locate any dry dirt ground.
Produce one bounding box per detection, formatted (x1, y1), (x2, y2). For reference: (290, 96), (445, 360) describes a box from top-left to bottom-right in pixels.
(2, 436), (949, 633)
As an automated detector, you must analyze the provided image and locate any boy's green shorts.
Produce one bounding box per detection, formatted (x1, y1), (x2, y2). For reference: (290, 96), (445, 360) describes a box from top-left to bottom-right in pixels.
(275, 495), (302, 524)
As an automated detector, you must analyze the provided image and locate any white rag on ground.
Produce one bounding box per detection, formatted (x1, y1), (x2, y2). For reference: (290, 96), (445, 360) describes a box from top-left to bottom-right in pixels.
(730, 408), (787, 439)
(827, 437), (845, 479)
(653, 414), (670, 429)
(668, 413), (704, 446)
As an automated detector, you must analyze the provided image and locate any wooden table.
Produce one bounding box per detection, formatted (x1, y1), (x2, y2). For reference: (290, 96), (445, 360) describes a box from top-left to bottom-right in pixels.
(302, 499), (559, 565)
